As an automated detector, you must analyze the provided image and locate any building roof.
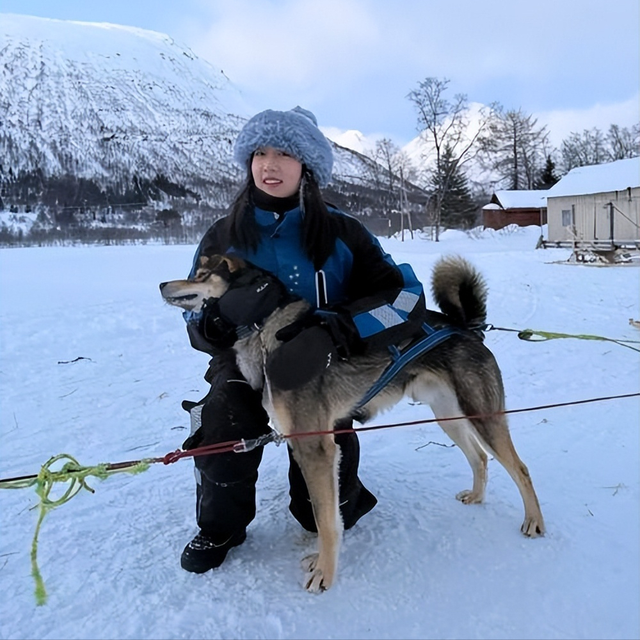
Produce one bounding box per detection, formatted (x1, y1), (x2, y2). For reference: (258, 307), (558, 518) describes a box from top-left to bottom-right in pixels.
(545, 157), (640, 198)
(484, 190), (546, 210)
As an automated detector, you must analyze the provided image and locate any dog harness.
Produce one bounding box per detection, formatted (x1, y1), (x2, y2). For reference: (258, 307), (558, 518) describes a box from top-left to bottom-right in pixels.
(354, 321), (463, 411)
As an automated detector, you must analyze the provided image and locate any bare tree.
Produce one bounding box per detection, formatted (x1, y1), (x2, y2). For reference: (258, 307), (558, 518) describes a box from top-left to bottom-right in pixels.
(371, 138), (400, 217)
(359, 137), (414, 222)
(370, 138), (417, 215)
(606, 123), (640, 161)
(560, 127), (609, 172)
(407, 77), (494, 240)
(480, 106), (550, 190)
(560, 123), (639, 173)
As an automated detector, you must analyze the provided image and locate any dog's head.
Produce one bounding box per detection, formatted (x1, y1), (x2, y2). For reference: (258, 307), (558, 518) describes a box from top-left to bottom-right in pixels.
(159, 254), (247, 312)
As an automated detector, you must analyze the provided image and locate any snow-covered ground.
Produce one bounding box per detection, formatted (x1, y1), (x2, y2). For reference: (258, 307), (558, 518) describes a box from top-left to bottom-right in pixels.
(0, 225), (638, 640)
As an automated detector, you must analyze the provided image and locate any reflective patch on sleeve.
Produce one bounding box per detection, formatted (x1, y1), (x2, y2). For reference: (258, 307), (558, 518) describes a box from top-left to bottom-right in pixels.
(369, 305), (404, 328)
(393, 290), (419, 314)
(353, 305), (404, 338)
(189, 404), (203, 436)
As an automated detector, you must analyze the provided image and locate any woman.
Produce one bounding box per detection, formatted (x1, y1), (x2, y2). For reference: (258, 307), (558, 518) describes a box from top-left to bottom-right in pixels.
(179, 106), (426, 573)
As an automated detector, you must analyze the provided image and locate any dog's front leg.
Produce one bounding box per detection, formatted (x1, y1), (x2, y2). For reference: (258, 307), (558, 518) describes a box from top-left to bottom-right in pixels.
(289, 435), (343, 592)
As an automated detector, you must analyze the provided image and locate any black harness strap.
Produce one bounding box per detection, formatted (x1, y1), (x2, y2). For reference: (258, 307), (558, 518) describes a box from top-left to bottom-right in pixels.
(354, 321), (463, 411)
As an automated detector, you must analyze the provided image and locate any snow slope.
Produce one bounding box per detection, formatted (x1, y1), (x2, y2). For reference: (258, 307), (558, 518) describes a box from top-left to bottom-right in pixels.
(0, 13), (390, 212)
(0, 13), (247, 195)
(0, 226), (638, 639)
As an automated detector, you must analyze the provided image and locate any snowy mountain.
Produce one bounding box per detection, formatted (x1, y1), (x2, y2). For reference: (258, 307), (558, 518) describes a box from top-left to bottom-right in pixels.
(323, 128), (378, 156)
(325, 108), (501, 196)
(401, 103), (502, 191)
(0, 14), (247, 201)
(0, 14), (405, 242)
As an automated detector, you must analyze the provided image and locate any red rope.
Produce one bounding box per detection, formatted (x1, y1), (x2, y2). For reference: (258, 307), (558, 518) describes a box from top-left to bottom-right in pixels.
(168, 391), (640, 463)
(1, 392), (637, 484)
(161, 438), (242, 464)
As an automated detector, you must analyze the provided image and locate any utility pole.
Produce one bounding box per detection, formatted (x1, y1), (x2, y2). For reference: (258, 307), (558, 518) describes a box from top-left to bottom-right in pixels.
(399, 167), (413, 241)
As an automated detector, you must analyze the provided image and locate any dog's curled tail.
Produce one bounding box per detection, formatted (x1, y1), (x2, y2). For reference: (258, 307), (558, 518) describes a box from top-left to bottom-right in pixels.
(431, 256), (488, 329)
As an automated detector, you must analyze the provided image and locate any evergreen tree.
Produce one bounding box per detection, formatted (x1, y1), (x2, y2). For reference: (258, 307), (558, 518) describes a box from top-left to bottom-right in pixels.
(535, 155), (559, 189)
(430, 145), (476, 228)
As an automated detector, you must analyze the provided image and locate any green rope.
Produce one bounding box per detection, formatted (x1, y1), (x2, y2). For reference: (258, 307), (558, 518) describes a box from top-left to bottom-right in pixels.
(1, 318), (637, 605)
(516, 328), (640, 352)
(486, 325), (640, 353)
(4, 453), (153, 606)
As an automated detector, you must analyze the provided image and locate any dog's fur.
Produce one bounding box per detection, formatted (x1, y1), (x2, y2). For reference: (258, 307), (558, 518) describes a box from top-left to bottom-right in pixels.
(160, 254), (545, 592)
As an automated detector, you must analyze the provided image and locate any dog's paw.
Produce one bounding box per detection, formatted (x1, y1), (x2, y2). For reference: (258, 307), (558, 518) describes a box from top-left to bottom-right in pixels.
(521, 516), (545, 537)
(305, 569), (328, 593)
(301, 553), (318, 573)
(301, 553), (333, 593)
(456, 489), (484, 504)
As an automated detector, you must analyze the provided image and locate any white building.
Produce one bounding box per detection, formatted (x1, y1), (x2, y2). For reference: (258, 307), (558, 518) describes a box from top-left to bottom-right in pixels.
(544, 157), (640, 249)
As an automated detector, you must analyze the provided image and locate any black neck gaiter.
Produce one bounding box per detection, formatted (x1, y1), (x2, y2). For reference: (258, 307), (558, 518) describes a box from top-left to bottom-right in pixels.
(252, 186), (300, 216)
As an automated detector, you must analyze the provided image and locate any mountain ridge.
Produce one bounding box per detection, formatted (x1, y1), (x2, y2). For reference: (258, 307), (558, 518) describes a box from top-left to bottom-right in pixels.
(1, 14), (418, 243)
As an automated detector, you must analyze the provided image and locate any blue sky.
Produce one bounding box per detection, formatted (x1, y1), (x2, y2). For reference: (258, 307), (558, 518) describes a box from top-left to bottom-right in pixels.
(2, 0), (639, 146)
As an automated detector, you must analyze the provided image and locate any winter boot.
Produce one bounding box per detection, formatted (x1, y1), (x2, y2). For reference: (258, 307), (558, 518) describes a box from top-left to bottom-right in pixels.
(180, 529), (247, 573)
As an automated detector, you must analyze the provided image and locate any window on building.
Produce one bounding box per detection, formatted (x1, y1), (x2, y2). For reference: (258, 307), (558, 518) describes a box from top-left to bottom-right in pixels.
(561, 209), (572, 226)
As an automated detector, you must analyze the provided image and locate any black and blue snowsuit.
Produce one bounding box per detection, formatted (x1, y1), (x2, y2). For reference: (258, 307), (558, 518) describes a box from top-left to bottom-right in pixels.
(183, 203), (426, 537)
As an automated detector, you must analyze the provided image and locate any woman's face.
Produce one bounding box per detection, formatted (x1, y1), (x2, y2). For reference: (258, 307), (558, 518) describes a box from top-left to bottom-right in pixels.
(251, 147), (303, 198)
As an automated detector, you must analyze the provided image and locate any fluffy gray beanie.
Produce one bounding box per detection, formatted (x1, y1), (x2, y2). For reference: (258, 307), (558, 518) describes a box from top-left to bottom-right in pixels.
(233, 106), (334, 187)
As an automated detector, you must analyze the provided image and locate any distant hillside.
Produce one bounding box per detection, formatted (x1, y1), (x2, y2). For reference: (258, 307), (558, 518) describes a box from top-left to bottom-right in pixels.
(0, 14), (427, 245)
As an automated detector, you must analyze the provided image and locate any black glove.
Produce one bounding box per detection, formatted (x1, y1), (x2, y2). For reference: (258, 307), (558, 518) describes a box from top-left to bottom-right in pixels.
(199, 274), (285, 351)
(217, 276), (284, 328)
(200, 297), (238, 350)
(266, 309), (362, 391)
(275, 308), (362, 360)
(266, 325), (336, 391)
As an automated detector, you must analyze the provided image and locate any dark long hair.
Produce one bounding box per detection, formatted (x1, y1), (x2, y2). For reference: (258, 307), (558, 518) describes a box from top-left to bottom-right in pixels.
(224, 167), (337, 270)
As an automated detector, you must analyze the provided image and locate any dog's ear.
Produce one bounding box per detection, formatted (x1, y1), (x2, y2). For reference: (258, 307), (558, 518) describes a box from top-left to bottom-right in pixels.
(199, 255), (225, 271)
(194, 254), (246, 281)
(192, 255), (224, 281)
(221, 255), (246, 273)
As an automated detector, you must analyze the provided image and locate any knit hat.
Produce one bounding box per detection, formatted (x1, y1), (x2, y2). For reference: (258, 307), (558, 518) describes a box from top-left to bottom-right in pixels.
(233, 106), (334, 187)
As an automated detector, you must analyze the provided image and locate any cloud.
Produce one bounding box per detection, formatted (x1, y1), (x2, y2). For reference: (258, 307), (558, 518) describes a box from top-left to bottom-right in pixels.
(177, 0), (639, 142)
(537, 95), (640, 147)
(182, 0), (379, 103)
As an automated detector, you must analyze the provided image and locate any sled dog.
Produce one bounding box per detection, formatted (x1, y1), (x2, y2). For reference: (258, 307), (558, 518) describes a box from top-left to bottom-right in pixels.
(160, 254), (545, 593)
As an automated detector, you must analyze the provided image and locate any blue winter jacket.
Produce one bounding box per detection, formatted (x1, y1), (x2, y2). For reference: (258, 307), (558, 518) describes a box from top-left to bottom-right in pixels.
(186, 204), (426, 355)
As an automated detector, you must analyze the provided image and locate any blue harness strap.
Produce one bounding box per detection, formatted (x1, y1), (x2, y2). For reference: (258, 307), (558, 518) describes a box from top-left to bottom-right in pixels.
(354, 322), (461, 411)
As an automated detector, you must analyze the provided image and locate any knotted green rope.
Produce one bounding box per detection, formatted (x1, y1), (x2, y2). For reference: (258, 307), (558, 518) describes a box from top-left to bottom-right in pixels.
(2, 316), (638, 605)
(486, 325), (640, 353)
(517, 328), (640, 352)
(2, 453), (153, 605)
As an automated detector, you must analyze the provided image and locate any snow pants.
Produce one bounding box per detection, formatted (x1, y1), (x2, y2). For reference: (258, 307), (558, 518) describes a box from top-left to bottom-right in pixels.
(183, 352), (377, 538)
